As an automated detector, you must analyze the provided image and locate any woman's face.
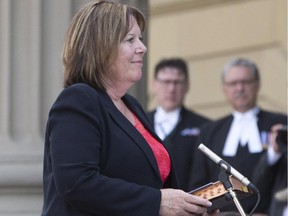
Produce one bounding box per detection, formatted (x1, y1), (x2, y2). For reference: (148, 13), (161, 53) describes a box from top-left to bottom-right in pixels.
(109, 16), (147, 87)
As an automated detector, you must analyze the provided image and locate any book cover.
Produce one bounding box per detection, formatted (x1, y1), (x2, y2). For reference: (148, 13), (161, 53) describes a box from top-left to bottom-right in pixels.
(189, 176), (253, 212)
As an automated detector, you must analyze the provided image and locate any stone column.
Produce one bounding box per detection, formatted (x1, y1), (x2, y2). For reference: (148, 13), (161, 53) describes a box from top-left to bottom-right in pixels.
(0, 0), (44, 215)
(0, 0), (148, 215)
(0, 0), (71, 215)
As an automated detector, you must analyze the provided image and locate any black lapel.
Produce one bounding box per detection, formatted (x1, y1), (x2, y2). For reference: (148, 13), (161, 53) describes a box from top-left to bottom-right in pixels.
(216, 115), (234, 153)
(100, 92), (161, 178)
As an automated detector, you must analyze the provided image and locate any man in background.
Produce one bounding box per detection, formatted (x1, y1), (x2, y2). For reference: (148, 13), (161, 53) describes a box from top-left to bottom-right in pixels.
(147, 58), (210, 191)
(189, 58), (287, 214)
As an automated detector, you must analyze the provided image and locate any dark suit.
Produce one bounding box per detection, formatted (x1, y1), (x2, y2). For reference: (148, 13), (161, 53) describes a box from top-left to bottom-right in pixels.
(41, 83), (178, 216)
(147, 107), (210, 191)
(252, 150), (287, 215)
(189, 109), (287, 213)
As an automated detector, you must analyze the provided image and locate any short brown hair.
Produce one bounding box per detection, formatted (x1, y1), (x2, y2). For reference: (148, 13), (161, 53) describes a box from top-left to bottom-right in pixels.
(62, 1), (146, 89)
(154, 58), (189, 80)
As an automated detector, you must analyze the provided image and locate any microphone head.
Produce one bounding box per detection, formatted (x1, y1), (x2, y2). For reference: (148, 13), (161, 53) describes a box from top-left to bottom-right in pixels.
(198, 143), (205, 150)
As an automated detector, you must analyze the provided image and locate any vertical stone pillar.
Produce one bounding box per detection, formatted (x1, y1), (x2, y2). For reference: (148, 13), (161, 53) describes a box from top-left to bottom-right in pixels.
(0, 0), (44, 215)
(0, 0), (72, 215)
(0, 0), (148, 215)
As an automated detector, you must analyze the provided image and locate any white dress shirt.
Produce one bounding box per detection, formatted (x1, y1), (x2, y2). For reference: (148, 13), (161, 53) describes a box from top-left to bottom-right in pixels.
(154, 107), (180, 140)
(223, 107), (263, 156)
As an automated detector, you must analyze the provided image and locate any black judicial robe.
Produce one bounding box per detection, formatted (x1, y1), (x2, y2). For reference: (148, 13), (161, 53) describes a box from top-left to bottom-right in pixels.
(189, 109), (287, 213)
(252, 150), (287, 214)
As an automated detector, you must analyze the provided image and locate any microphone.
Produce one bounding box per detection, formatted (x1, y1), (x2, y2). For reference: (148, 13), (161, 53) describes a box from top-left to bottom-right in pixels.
(198, 143), (256, 190)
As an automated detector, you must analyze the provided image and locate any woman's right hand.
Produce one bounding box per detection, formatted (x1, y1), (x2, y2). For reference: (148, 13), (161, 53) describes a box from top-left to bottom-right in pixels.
(159, 188), (220, 216)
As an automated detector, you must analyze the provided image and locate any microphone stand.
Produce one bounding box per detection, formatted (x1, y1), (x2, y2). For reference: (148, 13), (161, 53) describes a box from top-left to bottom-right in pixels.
(218, 167), (247, 216)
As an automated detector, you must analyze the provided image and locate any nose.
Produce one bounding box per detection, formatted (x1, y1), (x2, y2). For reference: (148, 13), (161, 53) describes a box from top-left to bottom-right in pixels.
(166, 82), (178, 91)
(136, 40), (147, 54)
(234, 82), (246, 91)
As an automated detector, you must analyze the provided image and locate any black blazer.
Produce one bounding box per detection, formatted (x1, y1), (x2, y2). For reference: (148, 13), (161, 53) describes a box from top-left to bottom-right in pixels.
(189, 109), (287, 213)
(252, 150), (287, 214)
(147, 107), (210, 191)
(41, 83), (178, 216)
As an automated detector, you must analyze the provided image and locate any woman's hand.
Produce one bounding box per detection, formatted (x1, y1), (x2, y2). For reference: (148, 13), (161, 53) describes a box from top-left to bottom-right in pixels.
(159, 188), (220, 216)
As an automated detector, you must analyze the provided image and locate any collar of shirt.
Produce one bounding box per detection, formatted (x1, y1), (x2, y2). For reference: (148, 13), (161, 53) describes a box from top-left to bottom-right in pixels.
(233, 107), (260, 121)
(223, 107), (263, 156)
(154, 107), (181, 140)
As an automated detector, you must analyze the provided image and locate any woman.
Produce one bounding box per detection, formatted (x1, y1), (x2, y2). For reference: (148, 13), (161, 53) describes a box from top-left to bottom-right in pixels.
(41, 1), (219, 215)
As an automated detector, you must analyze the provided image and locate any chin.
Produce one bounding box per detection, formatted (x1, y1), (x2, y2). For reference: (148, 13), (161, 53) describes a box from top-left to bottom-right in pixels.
(164, 105), (177, 111)
(134, 72), (142, 81)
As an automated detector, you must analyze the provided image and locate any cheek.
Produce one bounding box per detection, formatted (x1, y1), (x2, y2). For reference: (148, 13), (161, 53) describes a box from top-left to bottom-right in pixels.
(117, 55), (127, 65)
(223, 88), (231, 96)
(226, 91), (236, 100)
(181, 86), (188, 95)
(116, 48), (129, 65)
(152, 83), (159, 94)
(119, 47), (131, 60)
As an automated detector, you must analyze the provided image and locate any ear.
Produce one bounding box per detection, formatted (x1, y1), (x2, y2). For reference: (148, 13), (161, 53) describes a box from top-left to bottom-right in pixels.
(184, 80), (190, 93)
(221, 83), (227, 94)
(151, 79), (157, 94)
(256, 81), (260, 91)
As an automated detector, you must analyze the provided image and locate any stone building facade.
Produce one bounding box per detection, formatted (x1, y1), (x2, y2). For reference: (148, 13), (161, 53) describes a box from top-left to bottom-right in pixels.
(0, 0), (286, 215)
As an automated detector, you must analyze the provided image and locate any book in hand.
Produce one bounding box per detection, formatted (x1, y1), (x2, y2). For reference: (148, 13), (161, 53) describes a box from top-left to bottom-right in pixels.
(189, 175), (253, 212)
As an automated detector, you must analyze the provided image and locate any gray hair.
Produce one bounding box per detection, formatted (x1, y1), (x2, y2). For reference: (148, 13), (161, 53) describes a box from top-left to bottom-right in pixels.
(221, 58), (260, 82)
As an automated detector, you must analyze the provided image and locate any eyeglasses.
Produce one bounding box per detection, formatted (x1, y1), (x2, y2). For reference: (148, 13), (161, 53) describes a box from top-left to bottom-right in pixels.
(155, 78), (187, 87)
(223, 79), (257, 87)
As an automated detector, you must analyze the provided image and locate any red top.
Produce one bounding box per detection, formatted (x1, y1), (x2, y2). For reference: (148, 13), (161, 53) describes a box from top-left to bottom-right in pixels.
(133, 113), (171, 183)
